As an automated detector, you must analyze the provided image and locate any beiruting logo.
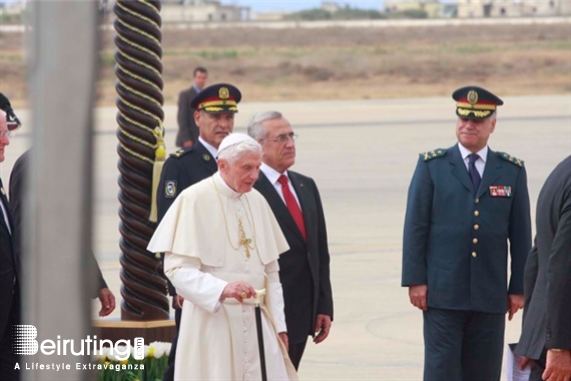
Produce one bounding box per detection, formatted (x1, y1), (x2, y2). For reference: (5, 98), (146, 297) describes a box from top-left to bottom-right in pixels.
(13, 325), (144, 361)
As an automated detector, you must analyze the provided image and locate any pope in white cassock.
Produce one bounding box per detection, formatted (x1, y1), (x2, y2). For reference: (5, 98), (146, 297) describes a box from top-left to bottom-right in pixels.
(148, 133), (298, 381)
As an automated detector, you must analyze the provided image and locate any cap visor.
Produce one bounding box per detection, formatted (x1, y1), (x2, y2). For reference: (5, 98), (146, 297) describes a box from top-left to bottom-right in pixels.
(456, 108), (492, 119)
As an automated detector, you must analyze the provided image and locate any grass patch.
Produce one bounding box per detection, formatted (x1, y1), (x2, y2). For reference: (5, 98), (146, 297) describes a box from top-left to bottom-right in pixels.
(548, 40), (571, 50)
(193, 49), (238, 60)
(0, 53), (21, 62)
(452, 45), (497, 54)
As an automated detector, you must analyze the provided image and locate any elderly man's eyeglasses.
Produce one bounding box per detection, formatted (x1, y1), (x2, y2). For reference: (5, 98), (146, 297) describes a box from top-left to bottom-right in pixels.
(266, 133), (298, 144)
(0, 130), (15, 139)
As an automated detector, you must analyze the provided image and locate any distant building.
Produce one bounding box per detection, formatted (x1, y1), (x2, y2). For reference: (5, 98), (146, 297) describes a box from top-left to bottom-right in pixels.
(442, 3), (459, 17)
(383, 0), (442, 18)
(457, 0), (570, 18)
(0, 0), (25, 14)
(520, 0), (570, 16)
(457, 0), (520, 17)
(115, 0), (252, 22)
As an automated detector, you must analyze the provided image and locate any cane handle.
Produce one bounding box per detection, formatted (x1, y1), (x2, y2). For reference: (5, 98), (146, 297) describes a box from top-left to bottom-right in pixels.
(254, 288), (266, 305)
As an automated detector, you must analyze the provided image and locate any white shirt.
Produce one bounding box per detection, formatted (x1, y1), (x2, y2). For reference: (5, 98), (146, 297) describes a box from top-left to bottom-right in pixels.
(260, 162), (302, 209)
(198, 136), (218, 159)
(458, 143), (488, 178)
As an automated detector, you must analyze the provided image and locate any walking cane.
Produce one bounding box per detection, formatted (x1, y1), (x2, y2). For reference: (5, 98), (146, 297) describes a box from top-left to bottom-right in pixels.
(254, 288), (267, 381)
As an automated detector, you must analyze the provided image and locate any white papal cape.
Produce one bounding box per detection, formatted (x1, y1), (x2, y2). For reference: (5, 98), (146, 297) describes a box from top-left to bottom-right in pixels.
(148, 173), (298, 381)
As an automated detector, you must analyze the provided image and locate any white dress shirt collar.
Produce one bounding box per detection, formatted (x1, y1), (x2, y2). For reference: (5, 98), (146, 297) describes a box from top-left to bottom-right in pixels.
(260, 162), (288, 185)
(260, 162), (302, 207)
(458, 143), (488, 163)
(458, 143), (488, 177)
(199, 136), (218, 159)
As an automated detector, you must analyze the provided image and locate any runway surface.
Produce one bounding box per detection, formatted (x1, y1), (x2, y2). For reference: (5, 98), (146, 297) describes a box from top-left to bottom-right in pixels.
(1, 95), (569, 379)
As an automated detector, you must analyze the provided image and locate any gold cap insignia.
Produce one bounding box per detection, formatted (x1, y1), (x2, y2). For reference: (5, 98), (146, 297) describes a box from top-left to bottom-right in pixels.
(467, 90), (478, 106)
(219, 87), (229, 100)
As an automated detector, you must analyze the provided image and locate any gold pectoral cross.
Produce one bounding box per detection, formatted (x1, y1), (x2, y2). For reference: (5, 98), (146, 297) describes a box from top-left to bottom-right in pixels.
(238, 219), (254, 258)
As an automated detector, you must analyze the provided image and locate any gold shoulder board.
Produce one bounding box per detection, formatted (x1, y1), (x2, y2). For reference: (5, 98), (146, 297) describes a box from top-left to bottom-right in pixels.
(419, 148), (447, 161)
(498, 152), (524, 167)
(170, 149), (186, 158)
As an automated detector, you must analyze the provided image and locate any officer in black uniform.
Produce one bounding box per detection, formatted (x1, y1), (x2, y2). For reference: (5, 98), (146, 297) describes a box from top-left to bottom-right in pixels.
(0, 94), (20, 381)
(157, 83), (241, 381)
(402, 85), (532, 380)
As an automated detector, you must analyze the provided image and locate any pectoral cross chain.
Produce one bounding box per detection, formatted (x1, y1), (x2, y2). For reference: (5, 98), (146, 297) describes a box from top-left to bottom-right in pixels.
(238, 219), (253, 258)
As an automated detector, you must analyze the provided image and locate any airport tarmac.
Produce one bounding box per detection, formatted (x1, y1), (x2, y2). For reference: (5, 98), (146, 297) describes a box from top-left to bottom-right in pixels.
(1, 95), (569, 380)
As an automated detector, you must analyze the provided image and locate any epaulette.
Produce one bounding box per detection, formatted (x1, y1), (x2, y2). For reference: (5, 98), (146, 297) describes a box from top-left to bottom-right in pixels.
(169, 148), (192, 159)
(419, 148), (447, 161)
(498, 152), (524, 167)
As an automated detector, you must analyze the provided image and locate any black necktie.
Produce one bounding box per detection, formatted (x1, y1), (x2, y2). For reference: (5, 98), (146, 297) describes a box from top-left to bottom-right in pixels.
(468, 153), (481, 192)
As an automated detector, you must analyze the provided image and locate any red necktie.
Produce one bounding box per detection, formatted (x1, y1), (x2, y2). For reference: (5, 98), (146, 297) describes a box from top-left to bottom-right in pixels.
(278, 174), (306, 240)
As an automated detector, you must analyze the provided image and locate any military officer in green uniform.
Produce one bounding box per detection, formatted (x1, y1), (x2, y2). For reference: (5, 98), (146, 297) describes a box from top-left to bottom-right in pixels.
(156, 83), (241, 381)
(402, 85), (532, 380)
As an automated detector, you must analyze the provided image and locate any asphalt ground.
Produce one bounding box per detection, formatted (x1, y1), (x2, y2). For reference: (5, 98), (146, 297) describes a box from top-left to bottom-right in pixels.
(1, 95), (569, 380)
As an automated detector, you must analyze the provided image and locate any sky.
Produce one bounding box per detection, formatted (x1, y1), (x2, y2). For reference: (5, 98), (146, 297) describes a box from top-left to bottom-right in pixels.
(219, 0), (386, 13)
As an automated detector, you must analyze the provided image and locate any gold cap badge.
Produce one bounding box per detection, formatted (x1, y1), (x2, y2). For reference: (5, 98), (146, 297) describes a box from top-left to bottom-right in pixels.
(467, 90), (478, 106)
(219, 87), (229, 99)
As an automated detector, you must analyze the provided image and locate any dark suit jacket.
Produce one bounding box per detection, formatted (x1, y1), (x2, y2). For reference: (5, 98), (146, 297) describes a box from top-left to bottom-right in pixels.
(516, 156), (571, 359)
(157, 141), (217, 296)
(402, 144), (532, 313)
(254, 170), (333, 343)
(175, 86), (199, 148)
(8, 150), (107, 298)
(0, 176), (19, 342)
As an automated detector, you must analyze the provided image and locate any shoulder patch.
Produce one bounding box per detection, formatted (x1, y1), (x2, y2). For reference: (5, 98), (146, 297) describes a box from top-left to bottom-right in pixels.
(498, 152), (524, 167)
(419, 148), (448, 161)
(170, 148), (192, 159)
(164, 180), (177, 198)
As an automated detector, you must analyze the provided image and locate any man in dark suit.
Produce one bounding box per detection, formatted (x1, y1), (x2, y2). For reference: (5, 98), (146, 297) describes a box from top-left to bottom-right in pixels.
(402, 85), (532, 380)
(0, 110), (20, 381)
(247, 110), (334, 370)
(8, 150), (116, 317)
(175, 66), (207, 149)
(516, 156), (571, 380)
(157, 83), (241, 381)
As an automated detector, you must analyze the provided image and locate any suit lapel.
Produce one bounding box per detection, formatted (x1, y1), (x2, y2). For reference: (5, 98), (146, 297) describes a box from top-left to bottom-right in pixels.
(477, 148), (502, 199)
(0, 178), (14, 234)
(257, 172), (305, 242)
(449, 144), (475, 194)
(289, 172), (313, 238)
(194, 141), (218, 174)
